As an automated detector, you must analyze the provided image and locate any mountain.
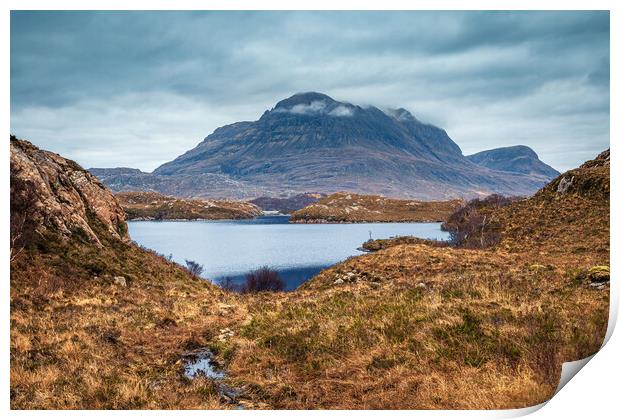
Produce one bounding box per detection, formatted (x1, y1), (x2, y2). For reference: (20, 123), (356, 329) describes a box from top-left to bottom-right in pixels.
(466, 145), (560, 179)
(94, 92), (559, 199)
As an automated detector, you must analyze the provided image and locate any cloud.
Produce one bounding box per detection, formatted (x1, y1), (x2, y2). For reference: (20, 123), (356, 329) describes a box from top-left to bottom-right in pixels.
(10, 11), (609, 171)
(281, 100), (327, 115)
(273, 100), (355, 117)
(328, 105), (354, 117)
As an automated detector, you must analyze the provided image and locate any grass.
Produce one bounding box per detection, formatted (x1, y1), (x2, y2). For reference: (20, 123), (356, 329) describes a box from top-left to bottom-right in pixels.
(222, 245), (608, 408)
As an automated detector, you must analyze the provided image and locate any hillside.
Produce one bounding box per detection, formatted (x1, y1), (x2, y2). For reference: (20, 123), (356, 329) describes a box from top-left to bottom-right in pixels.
(10, 136), (609, 409)
(89, 167), (270, 200)
(231, 150), (608, 408)
(116, 191), (262, 220)
(10, 136), (248, 409)
(466, 145), (560, 178)
(290, 192), (462, 223)
(93, 92), (558, 200)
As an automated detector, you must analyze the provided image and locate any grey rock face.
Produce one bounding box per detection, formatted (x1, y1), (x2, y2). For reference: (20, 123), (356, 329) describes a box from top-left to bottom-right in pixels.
(556, 176), (574, 194)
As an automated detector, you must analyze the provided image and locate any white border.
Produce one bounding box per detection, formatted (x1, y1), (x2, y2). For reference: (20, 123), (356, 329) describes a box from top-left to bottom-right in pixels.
(2, 1), (617, 419)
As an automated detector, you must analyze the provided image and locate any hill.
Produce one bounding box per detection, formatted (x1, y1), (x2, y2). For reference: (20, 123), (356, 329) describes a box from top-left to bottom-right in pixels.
(290, 192), (462, 223)
(230, 150), (609, 408)
(10, 136), (246, 409)
(249, 192), (326, 214)
(466, 145), (560, 178)
(116, 191), (262, 220)
(89, 167), (269, 199)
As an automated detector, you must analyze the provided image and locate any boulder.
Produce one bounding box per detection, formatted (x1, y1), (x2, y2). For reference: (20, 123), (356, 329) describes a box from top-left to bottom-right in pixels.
(588, 266), (610, 284)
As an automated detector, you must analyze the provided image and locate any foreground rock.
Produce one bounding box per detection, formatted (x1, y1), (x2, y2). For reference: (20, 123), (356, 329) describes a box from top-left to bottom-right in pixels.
(116, 191), (262, 221)
(10, 136), (128, 247)
(290, 192), (462, 223)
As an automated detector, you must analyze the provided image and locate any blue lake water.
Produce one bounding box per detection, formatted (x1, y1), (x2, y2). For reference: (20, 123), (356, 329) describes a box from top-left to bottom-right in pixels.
(128, 215), (449, 290)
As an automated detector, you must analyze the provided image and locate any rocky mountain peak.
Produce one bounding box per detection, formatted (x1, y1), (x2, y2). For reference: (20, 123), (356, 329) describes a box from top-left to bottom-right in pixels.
(385, 107), (417, 122)
(273, 92), (337, 109)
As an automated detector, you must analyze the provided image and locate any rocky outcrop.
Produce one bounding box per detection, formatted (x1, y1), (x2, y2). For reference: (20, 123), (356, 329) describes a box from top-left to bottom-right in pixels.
(10, 136), (129, 247)
(539, 149), (610, 201)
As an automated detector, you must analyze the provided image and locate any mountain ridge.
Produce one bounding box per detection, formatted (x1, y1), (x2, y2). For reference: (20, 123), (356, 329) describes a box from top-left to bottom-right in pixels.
(93, 92), (560, 200)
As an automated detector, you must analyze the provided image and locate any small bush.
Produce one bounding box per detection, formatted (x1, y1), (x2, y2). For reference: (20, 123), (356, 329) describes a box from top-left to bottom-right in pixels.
(441, 194), (513, 248)
(240, 266), (285, 293)
(184, 260), (204, 277)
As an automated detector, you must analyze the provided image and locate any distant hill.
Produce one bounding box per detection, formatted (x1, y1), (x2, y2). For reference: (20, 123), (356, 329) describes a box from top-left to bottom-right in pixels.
(249, 193), (326, 214)
(466, 145), (560, 179)
(116, 191), (262, 221)
(290, 192), (462, 223)
(93, 92), (559, 200)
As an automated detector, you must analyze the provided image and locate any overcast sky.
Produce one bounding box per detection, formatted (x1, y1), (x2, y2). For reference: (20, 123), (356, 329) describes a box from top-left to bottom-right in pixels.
(11, 11), (609, 172)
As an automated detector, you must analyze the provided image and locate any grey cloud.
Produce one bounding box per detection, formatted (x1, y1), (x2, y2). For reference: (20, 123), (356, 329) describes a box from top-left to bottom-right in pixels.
(10, 11), (609, 172)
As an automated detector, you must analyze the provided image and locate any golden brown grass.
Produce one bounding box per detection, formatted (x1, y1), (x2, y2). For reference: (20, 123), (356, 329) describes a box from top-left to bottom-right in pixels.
(10, 153), (609, 409)
(10, 233), (254, 409)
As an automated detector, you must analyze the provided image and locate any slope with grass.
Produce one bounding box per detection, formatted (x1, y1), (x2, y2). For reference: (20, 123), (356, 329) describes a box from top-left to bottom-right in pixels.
(116, 191), (262, 221)
(10, 137), (248, 409)
(290, 192), (462, 223)
(220, 150), (609, 409)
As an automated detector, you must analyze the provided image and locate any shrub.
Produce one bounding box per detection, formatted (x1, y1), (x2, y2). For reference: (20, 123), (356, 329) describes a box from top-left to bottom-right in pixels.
(184, 260), (204, 277)
(240, 266), (285, 293)
(441, 194), (512, 248)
